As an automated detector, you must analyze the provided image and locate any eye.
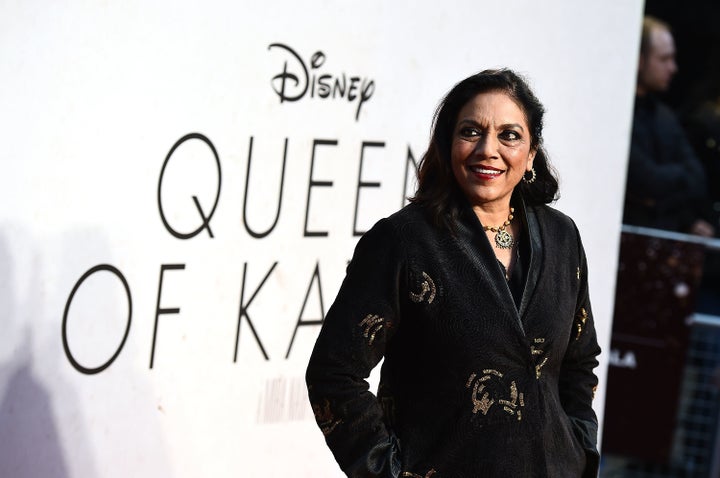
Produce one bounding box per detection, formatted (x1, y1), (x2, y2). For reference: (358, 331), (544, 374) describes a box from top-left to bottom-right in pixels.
(499, 130), (521, 141)
(458, 126), (480, 138)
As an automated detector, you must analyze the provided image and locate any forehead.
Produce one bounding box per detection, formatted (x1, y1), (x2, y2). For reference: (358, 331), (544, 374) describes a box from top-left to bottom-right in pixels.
(457, 91), (528, 125)
(649, 28), (675, 55)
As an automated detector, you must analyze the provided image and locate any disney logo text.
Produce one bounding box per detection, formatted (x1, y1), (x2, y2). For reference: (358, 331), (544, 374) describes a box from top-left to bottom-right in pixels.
(269, 43), (375, 121)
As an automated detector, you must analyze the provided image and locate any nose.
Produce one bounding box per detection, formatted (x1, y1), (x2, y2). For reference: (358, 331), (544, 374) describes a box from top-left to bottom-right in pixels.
(474, 134), (499, 159)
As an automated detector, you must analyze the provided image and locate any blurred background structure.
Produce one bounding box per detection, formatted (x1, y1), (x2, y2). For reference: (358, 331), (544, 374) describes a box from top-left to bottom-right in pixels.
(601, 1), (720, 476)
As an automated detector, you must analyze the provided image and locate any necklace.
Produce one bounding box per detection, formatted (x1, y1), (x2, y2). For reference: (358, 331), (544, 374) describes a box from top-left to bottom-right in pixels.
(483, 207), (515, 249)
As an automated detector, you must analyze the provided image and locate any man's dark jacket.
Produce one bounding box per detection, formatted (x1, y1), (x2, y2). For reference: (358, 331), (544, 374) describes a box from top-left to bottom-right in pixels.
(624, 94), (708, 231)
(306, 199), (601, 478)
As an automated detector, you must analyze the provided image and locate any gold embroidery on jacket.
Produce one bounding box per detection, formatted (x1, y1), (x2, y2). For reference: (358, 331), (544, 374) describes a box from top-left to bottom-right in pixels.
(466, 372), (524, 420)
(535, 356), (548, 379)
(409, 271), (436, 304)
(378, 384), (397, 425)
(483, 368), (503, 377)
(574, 308), (588, 341)
(532, 338), (547, 379)
(499, 381), (524, 421)
(471, 382), (495, 415)
(358, 314), (384, 346)
(311, 399), (342, 436)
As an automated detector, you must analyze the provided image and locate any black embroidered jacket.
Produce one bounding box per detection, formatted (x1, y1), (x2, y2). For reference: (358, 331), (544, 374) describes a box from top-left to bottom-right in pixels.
(306, 199), (601, 478)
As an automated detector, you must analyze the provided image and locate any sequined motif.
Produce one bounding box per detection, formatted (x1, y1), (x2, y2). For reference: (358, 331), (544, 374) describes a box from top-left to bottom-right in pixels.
(466, 371), (524, 420)
(359, 314), (385, 346)
(498, 380), (524, 420)
(574, 308), (588, 341)
(535, 357), (548, 379)
(409, 272), (436, 304)
(532, 338), (548, 379)
(312, 399), (342, 436)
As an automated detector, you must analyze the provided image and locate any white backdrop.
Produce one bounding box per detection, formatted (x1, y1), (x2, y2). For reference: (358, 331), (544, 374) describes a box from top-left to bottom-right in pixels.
(0, 1), (643, 476)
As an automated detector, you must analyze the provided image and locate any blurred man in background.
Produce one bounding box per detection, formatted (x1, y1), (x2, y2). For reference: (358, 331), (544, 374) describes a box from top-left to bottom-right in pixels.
(623, 16), (715, 237)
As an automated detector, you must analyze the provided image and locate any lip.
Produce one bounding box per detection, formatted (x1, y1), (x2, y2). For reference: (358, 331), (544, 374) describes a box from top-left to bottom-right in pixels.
(467, 164), (505, 180)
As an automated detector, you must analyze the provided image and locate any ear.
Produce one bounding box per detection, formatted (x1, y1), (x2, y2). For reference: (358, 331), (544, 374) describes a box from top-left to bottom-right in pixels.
(527, 149), (536, 171)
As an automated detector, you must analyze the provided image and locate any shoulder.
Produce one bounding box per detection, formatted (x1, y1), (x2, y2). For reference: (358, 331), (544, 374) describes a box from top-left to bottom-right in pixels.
(531, 204), (589, 261)
(531, 204), (585, 246)
(385, 202), (428, 224)
(377, 203), (434, 238)
(358, 204), (440, 258)
(531, 203), (577, 232)
(653, 99), (683, 127)
(345, 206), (434, 279)
(356, 204), (425, 248)
(636, 96), (679, 123)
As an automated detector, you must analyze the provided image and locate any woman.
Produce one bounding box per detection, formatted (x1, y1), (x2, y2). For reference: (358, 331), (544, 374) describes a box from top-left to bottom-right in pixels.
(306, 69), (600, 478)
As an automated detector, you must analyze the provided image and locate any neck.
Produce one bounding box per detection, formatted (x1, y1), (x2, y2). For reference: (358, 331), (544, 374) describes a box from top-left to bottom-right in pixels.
(472, 202), (512, 226)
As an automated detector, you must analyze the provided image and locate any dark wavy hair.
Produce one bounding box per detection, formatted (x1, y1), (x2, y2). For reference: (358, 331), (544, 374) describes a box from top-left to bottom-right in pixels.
(410, 68), (559, 230)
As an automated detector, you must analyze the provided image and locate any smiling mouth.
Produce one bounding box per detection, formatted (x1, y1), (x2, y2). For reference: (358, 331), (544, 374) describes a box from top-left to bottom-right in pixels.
(468, 165), (504, 176)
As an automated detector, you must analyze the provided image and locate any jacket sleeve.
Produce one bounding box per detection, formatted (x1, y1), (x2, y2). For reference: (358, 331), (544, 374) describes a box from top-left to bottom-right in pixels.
(559, 225), (602, 478)
(306, 218), (404, 478)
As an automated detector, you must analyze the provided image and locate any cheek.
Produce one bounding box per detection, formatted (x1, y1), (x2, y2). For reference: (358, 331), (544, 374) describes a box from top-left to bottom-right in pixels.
(507, 151), (531, 174)
(450, 143), (467, 168)
(450, 141), (465, 160)
(450, 153), (464, 181)
(507, 149), (527, 165)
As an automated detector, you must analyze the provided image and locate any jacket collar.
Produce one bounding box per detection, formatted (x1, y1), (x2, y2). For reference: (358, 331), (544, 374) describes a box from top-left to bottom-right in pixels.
(452, 191), (543, 331)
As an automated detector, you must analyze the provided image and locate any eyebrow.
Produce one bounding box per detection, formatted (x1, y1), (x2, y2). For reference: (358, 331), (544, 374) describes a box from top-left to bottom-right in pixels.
(456, 119), (525, 132)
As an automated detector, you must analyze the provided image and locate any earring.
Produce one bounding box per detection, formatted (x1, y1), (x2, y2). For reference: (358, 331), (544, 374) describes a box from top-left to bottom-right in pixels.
(523, 167), (536, 184)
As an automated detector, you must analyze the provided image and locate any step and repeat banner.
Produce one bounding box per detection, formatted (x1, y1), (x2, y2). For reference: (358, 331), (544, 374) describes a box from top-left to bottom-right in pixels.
(1, 1), (643, 476)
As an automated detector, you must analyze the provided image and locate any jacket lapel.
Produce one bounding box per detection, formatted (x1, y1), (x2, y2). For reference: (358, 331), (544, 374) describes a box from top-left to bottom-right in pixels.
(453, 199), (525, 334)
(452, 195), (544, 334)
(517, 202), (542, 321)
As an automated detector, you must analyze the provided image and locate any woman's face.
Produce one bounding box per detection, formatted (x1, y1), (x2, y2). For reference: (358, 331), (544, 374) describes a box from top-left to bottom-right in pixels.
(450, 91), (536, 211)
